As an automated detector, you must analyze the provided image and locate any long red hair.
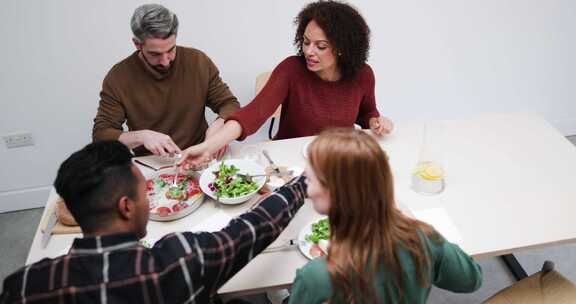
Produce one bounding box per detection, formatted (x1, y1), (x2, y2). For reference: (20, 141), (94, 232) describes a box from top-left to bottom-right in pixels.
(308, 128), (438, 303)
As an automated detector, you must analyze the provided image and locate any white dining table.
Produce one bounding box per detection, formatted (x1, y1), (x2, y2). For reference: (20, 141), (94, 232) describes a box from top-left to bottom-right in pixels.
(25, 112), (576, 296)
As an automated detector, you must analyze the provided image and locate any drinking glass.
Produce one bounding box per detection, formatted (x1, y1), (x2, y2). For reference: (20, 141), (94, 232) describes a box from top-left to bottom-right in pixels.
(237, 145), (264, 165)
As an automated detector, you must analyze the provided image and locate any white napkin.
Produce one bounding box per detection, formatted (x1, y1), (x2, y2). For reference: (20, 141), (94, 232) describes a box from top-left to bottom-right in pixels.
(192, 210), (232, 232)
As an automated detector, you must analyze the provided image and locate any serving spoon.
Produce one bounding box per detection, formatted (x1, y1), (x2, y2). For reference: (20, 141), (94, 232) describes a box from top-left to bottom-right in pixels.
(170, 153), (182, 187)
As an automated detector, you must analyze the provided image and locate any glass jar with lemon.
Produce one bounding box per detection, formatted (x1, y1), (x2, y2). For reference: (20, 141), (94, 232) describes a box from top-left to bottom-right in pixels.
(412, 161), (445, 194)
(412, 123), (446, 194)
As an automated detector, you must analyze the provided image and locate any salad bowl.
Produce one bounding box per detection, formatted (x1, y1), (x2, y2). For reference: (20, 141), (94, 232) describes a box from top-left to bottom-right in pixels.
(200, 159), (266, 204)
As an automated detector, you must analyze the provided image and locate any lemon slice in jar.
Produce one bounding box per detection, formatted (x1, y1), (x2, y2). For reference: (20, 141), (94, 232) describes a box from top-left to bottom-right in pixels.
(414, 162), (444, 181)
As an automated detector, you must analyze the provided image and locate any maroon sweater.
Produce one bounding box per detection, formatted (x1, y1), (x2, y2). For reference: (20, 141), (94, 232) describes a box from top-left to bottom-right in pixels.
(228, 56), (381, 140)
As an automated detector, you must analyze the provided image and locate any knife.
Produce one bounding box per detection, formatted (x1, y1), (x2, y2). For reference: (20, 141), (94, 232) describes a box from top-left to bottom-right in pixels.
(42, 209), (59, 248)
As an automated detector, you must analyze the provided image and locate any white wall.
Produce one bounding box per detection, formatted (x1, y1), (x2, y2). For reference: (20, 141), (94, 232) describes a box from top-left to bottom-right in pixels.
(1, 0), (576, 212)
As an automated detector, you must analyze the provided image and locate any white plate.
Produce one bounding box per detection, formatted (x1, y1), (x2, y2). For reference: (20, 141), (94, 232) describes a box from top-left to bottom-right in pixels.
(200, 159), (266, 205)
(297, 217), (328, 260)
(301, 141), (311, 159)
(266, 166), (304, 191)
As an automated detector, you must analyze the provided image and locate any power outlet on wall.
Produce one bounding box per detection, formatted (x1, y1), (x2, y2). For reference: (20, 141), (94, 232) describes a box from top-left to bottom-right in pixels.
(3, 132), (35, 148)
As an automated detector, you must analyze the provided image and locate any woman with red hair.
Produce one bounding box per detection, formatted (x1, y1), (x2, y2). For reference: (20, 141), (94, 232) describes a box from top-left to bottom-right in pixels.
(290, 128), (482, 303)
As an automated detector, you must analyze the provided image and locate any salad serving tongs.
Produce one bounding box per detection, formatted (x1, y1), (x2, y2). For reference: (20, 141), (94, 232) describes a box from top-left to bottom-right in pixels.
(236, 171), (294, 183)
(169, 153), (182, 187)
(236, 173), (268, 183)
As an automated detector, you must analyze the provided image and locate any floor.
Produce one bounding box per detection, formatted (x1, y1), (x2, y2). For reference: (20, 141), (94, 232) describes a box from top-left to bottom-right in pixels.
(1, 136), (575, 302)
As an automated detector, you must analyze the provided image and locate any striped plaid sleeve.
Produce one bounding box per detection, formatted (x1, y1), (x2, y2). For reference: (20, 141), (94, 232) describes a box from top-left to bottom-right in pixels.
(0, 261), (30, 304)
(195, 175), (307, 295)
(0, 275), (14, 303)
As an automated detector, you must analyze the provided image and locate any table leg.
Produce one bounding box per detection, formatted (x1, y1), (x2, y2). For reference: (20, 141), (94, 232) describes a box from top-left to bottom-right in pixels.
(500, 254), (528, 281)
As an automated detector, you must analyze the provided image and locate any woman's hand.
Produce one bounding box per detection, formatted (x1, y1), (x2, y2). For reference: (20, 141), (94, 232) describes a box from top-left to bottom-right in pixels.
(180, 120), (243, 170)
(179, 144), (212, 171)
(206, 118), (228, 160)
(369, 116), (394, 135)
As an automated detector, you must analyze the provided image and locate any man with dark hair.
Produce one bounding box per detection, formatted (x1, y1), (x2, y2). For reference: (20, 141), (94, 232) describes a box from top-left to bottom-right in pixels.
(54, 141), (146, 236)
(93, 4), (239, 160)
(1, 140), (307, 303)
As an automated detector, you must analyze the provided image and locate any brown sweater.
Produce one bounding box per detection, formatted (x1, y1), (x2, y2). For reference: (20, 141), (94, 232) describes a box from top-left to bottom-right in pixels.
(93, 47), (240, 155)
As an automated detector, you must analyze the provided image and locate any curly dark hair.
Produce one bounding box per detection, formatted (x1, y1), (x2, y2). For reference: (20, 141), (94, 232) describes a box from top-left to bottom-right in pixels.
(294, 1), (370, 80)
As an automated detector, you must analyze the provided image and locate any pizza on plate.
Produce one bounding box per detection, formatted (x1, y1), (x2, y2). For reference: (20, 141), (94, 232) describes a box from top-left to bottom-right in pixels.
(146, 173), (203, 219)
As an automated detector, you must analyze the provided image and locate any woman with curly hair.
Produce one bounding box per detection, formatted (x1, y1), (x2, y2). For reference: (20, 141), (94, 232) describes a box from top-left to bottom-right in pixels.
(289, 128), (482, 303)
(181, 1), (393, 164)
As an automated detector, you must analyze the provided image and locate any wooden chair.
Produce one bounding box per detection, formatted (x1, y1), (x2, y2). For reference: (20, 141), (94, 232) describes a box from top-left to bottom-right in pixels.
(484, 261), (576, 304)
(255, 72), (281, 140)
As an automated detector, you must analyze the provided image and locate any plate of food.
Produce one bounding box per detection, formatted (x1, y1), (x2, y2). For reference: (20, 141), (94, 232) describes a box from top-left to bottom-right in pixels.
(298, 217), (330, 259)
(146, 168), (204, 222)
(199, 159), (266, 204)
(265, 165), (304, 191)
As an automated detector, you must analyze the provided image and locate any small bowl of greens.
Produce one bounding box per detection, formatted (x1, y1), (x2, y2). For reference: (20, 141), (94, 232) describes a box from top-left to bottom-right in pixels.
(199, 159), (266, 204)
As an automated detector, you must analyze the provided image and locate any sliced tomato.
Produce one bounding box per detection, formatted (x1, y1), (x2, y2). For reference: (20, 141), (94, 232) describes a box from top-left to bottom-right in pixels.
(156, 207), (172, 216)
(188, 179), (200, 188)
(172, 202), (188, 213)
(172, 203), (181, 213)
(187, 178), (201, 193)
(309, 244), (326, 258)
(187, 188), (201, 197)
(146, 180), (155, 191)
(159, 174), (175, 183)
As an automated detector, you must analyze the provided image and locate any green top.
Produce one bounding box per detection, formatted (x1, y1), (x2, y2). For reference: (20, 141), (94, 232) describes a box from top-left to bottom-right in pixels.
(289, 234), (482, 304)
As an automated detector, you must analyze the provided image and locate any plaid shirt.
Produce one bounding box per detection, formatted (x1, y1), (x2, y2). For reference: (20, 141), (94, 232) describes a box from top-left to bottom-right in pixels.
(1, 177), (306, 304)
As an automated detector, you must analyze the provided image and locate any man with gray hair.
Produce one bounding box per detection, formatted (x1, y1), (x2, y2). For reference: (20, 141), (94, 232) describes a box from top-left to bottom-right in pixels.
(93, 4), (240, 159)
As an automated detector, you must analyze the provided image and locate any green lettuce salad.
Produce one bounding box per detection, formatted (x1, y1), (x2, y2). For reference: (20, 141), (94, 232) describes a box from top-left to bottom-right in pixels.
(306, 218), (330, 244)
(208, 162), (259, 198)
